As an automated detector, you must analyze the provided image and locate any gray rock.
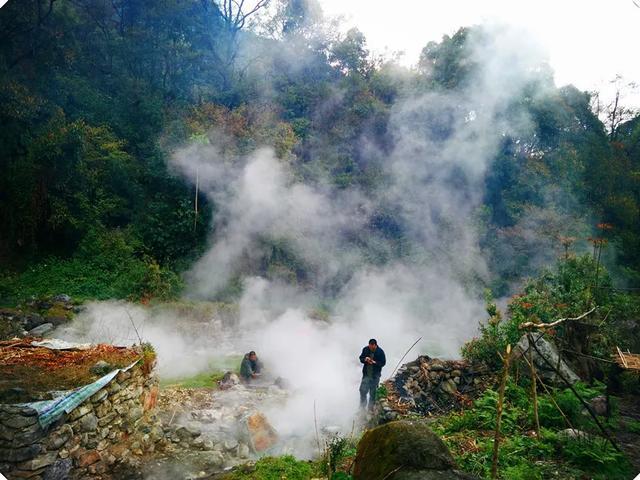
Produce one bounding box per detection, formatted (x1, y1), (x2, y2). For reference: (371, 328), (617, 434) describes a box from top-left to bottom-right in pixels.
(43, 458), (72, 480)
(223, 439), (238, 451)
(17, 451), (58, 471)
(28, 322), (54, 336)
(237, 443), (250, 458)
(91, 389), (108, 404)
(0, 444), (42, 463)
(439, 379), (458, 395)
(24, 314), (46, 331)
(589, 395), (608, 416)
(515, 335), (580, 386)
(128, 407), (144, 422)
(47, 424), (73, 450)
(207, 451), (224, 467)
(52, 294), (72, 303)
(78, 413), (98, 432)
(185, 423), (202, 438)
(175, 426), (193, 441)
(558, 428), (591, 441)
(203, 440), (214, 450)
(2, 413), (38, 429)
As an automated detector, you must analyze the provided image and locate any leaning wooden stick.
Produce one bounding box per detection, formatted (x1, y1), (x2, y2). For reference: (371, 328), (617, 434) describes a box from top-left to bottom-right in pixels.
(491, 344), (512, 479)
(518, 307), (596, 330)
(387, 337), (422, 380)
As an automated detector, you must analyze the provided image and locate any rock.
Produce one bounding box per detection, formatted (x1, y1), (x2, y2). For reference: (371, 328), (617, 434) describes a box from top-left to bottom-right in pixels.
(52, 294), (71, 303)
(23, 314), (46, 331)
(589, 395), (608, 416)
(246, 412), (278, 452)
(90, 361), (112, 376)
(28, 323), (54, 336)
(78, 413), (98, 432)
(68, 404), (93, 421)
(185, 423), (202, 438)
(352, 420), (457, 480)
(207, 451), (224, 467)
(515, 335), (580, 386)
(77, 450), (101, 467)
(0, 444), (42, 463)
(219, 372), (240, 390)
(2, 414), (38, 429)
(237, 443), (250, 459)
(439, 379), (458, 395)
(192, 437), (204, 449)
(223, 439), (238, 451)
(46, 424), (73, 450)
(43, 458), (72, 480)
(203, 440), (214, 451)
(128, 407), (144, 422)
(558, 428), (591, 441)
(91, 389), (108, 404)
(17, 452), (57, 471)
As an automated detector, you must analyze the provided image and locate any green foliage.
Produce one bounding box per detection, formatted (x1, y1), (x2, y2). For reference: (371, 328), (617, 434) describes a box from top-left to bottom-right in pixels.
(376, 384), (388, 400)
(0, 229), (182, 304)
(434, 382), (633, 479)
(561, 437), (631, 478)
(224, 455), (321, 480)
(463, 254), (639, 368)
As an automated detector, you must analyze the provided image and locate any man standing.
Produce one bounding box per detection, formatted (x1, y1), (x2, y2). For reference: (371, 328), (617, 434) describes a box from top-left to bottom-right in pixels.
(240, 351), (261, 383)
(359, 339), (386, 410)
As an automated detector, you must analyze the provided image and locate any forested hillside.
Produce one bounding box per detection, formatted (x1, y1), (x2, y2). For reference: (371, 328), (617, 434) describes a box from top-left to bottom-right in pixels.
(1, 0), (639, 304)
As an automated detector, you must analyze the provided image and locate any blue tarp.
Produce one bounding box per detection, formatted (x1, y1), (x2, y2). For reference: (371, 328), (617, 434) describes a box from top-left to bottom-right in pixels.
(22, 359), (140, 428)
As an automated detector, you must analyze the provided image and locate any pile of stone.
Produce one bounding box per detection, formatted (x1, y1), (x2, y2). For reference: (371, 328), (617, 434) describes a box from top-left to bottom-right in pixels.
(0, 294), (78, 340)
(140, 383), (283, 479)
(378, 355), (494, 421)
(0, 360), (161, 479)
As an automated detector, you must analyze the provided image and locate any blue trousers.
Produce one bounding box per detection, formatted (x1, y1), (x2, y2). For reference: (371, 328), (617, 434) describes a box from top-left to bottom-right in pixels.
(359, 374), (380, 409)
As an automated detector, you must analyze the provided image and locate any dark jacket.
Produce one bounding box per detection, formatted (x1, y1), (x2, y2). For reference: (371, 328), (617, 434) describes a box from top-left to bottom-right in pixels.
(359, 346), (386, 377)
(240, 354), (261, 380)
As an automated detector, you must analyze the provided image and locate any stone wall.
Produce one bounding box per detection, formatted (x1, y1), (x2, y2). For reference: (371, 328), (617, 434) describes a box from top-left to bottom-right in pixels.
(0, 362), (161, 479)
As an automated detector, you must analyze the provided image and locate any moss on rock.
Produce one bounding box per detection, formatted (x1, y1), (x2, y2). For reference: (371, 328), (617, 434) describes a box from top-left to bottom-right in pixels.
(353, 420), (458, 480)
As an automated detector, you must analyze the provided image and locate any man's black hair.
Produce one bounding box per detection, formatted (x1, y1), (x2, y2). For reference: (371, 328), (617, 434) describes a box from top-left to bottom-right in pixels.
(249, 350), (256, 356)
(368, 339), (377, 345)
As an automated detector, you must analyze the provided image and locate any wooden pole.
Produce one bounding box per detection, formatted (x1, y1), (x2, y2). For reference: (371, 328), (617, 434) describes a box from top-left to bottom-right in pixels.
(527, 334), (540, 436)
(491, 344), (512, 479)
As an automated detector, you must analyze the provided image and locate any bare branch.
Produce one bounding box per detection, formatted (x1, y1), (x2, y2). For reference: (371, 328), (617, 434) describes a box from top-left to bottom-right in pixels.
(518, 307), (597, 330)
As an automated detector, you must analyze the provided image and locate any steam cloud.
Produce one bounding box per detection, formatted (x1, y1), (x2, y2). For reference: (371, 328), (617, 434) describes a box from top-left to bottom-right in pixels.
(167, 25), (550, 446)
(56, 24), (558, 458)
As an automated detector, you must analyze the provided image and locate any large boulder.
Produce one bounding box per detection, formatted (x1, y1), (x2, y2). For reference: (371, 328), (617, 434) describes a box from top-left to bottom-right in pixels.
(514, 334), (580, 386)
(352, 420), (477, 480)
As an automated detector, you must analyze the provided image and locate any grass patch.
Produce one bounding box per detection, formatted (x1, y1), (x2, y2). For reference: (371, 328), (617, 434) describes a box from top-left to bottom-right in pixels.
(223, 455), (322, 480)
(159, 354), (243, 389)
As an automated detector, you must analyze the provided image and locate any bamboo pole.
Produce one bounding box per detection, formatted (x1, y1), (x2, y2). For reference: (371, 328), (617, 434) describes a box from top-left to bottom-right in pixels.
(491, 344), (512, 479)
(527, 334), (540, 436)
